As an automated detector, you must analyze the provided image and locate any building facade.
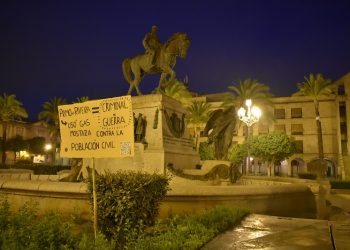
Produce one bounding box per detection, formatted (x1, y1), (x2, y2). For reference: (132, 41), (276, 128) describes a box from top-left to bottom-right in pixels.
(191, 72), (350, 179)
(0, 120), (51, 164)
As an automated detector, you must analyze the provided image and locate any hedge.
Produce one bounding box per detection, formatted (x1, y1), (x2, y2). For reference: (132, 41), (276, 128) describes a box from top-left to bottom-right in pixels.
(330, 180), (350, 189)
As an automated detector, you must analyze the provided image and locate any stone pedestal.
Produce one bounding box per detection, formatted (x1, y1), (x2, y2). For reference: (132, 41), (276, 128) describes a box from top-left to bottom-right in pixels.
(83, 94), (200, 175)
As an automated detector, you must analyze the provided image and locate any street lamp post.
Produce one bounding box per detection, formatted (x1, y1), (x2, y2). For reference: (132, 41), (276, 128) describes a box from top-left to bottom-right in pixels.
(237, 99), (261, 174)
(44, 143), (52, 164)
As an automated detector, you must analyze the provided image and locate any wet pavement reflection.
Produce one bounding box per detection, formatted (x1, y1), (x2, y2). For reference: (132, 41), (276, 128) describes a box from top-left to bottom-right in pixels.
(202, 214), (335, 249)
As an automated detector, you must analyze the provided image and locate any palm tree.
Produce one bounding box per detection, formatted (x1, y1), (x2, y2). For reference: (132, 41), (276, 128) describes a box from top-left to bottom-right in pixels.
(38, 97), (67, 163)
(75, 96), (90, 103)
(293, 73), (335, 159)
(225, 79), (273, 118)
(224, 79), (273, 173)
(186, 101), (212, 151)
(160, 79), (192, 106)
(0, 94), (28, 164)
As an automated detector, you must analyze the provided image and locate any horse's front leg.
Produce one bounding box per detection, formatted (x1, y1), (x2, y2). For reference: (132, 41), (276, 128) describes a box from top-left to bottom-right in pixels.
(158, 73), (168, 91)
(168, 69), (176, 83)
(159, 67), (176, 89)
(127, 84), (133, 95)
(131, 65), (143, 95)
(134, 77), (143, 95)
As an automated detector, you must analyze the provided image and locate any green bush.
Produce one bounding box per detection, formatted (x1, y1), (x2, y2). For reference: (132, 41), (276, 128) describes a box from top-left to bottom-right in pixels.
(228, 144), (247, 166)
(199, 142), (215, 160)
(0, 197), (114, 250)
(0, 163), (71, 175)
(88, 171), (169, 248)
(77, 233), (115, 250)
(126, 205), (250, 250)
(298, 173), (317, 180)
(0, 198), (76, 249)
(330, 180), (350, 189)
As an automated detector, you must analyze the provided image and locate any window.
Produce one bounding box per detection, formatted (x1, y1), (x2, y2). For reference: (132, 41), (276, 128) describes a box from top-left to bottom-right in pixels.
(295, 140), (303, 153)
(258, 125), (269, 134)
(291, 124), (303, 135)
(340, 122), (347, 135)
(15, 127), (24, 137)
(342, 141), (348, 156)
(274, 109), (285, 119)
(274, 124), (286, 133)
(340, 103), (346, 117)
(37, 128), (46, 137)
(291, 108), (302, 118)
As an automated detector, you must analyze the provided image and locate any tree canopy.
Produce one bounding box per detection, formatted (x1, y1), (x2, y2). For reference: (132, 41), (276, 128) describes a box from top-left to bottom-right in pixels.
(0, 94), (28, 123)
(225, 78), (272, 106)
(248, 132), (296, 174)
(161, 79), (192, 106)
(38, 97), (67, 163)
(0, 94), (28, 163)
(28, 136), (46, 155)
(293, 73), (335, 101)
(228, 144), (247, 166)
(186, 100), (212, 150)
(224, 79), (273, 125)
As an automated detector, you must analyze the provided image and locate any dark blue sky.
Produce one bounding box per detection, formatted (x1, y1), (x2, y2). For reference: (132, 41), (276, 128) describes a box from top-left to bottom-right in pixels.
(1, 0), (350, 119)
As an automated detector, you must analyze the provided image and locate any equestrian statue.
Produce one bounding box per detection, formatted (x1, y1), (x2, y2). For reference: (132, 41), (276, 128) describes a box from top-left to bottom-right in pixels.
(122, 26), (190, 95)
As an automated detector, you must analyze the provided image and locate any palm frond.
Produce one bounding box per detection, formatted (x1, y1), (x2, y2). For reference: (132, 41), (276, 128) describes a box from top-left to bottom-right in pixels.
(0, 94), (28, 122)
(293, 73), (334, 100)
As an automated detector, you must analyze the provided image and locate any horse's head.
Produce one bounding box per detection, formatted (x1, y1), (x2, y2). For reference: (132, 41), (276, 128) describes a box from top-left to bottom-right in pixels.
(165, 32), (191, 58)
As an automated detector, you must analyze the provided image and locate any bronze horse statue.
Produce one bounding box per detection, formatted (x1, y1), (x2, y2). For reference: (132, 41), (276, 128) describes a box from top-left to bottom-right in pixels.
(122, 32), (190, 95)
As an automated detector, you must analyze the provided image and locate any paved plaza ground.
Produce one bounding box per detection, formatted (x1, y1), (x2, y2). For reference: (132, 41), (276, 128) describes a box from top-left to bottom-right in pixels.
(203, 193), (350, 250)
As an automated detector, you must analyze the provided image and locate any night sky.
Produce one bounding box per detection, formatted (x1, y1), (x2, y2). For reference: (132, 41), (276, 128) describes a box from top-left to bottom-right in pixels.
(1, 0), (350, 120)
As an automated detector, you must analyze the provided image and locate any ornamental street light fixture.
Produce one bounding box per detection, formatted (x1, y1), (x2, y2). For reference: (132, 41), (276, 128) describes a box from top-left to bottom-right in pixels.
(44, 143), (52, 163)
(44, 143), (52, 151)
(237, 99), (262, 174)
(237, 99), (262, 127)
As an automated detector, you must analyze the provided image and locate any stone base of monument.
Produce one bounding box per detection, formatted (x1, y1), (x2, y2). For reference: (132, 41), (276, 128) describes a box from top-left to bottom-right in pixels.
(82, 94), (200, 176)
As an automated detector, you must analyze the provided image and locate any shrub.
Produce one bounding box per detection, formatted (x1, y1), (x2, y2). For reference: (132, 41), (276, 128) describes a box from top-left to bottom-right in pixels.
(0, 197), (114, 250)
(0, 199), (76, 249)
(228, 144), (247, 166)
(330, 180), (350, 189)
(298, 173), (317, 180)
(88, 171), (169, 248)
(126, 205), (250, 250)
(77, 233), (115, 250)
(199, 142), (215, 160)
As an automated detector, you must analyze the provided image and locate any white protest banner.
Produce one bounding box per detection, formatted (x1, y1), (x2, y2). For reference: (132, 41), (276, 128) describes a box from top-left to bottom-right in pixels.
(58, 95), (134, 158)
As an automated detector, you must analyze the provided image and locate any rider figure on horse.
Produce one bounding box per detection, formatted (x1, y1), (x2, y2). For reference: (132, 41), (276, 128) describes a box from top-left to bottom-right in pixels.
(142, 25), (161, 66)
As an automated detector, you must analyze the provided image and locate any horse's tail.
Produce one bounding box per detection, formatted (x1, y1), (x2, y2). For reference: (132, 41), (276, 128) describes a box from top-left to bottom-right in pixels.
(122, 58), (132, 84)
